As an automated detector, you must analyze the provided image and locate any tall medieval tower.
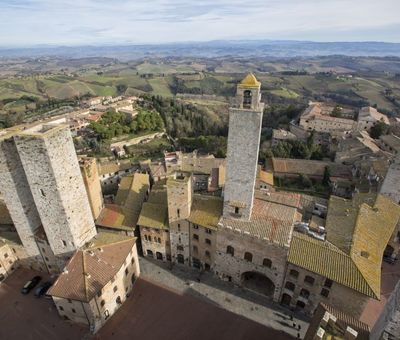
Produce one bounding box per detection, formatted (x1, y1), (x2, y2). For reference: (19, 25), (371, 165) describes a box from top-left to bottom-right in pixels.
(223, 73), (264, 221)
(0, 124), (97, 271)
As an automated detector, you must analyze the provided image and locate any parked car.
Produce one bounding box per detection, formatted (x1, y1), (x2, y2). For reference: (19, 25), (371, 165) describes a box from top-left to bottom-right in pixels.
(34, 281), (52, 297)
(21, 276), (42, 294)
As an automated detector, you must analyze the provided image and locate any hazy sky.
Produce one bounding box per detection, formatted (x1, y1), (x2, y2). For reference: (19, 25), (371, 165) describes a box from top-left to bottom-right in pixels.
(1, 0), (400, 46)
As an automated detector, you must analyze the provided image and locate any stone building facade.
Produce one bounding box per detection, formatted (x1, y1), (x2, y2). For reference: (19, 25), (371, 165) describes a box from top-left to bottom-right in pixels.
(48, 233), (140, 333)
(0, 241), (18, 282)
(281, 263), (369, 318)
(0, 130), (45, 271)
(79, 157), (104, 220)
(167, 172), (193, 265)
(14, 124), (97, 270)
(223, 73), (264, 221)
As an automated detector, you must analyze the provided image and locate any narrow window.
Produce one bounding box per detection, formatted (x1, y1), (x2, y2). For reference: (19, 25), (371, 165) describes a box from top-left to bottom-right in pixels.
(177, 209), (180, 218)
(205, 238), (211, 245)
(40, 189), (46, 197)
(321, 288), (330, 297)
(244, 252), (252, 262)
(304, 275), (315, 286)
(285, 281), (295, 291)
(227, 246), (234, 256)
(263, 258), (272, 268)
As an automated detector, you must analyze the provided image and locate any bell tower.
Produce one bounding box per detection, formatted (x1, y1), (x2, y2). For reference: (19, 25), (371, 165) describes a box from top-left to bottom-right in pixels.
(223, 73), (264, 221)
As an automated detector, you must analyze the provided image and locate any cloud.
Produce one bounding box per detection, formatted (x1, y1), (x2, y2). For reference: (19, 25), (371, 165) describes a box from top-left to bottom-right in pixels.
(0, 0), (399, 46)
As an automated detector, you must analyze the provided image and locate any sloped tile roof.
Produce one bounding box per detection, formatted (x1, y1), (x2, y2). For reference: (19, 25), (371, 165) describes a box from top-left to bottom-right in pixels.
(289, 232), (376, 297)
(95, 204), (132, 231)
(289, 194), (400, 299)
(48, 233), (136, 302)
(188, 195), (223, 230)
(138, 202), (168, 230)
(221, 197), (298, 247)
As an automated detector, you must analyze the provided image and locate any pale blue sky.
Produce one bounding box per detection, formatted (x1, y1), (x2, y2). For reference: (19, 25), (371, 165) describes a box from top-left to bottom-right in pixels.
(1, 0), (400, 47)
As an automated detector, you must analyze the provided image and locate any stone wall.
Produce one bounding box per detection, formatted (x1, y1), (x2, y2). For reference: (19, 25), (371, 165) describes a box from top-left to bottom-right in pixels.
(215, 228), (288, 302)
(0, 243), (18, 281)
(189, 223), (216, 271)
(281, 264), (369, 317)
(14, 126), (96, 257)
(79, 157), (104, 220)
(223, 107), (263, 220)
(140, 226), (171, 261)
(0, 137), (43, 262)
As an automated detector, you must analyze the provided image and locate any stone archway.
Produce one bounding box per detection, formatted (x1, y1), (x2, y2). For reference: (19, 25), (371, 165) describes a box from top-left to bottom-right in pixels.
(241, 271), (275, 297)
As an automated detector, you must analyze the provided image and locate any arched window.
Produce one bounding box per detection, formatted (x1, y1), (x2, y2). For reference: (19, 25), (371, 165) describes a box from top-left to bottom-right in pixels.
(177, 245), (184, 251)
(144, 235), (148, 241)
(100, 300), (105, 307)
(227, 246), (234, 256)
(243, 90), (252, 108)
(244, 252), (253, 262)
(300, 289), (310, 299)
(205, 250), (210, 258)
(263, 258), (272, 268)
(296, 300), (305, 309)
(289, 269), (299, 279)
(193, 245), (198, 254)
(285, 281), (295, 291)
(158, 237), (161, 243)
(148, 236), (152, 242)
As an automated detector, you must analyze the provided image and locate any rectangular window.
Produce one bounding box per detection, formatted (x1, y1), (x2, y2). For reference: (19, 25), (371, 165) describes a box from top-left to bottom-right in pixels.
(206, 229), (212, 234)
(193, 224), (199, 230)
(177, 209), (180, 218)
(321, 288), (330, 297)
(62, 240), (67, 247)
(324, 278), (333, 288)
(193, 234), (199, 241)
(235, 207), (239, 214)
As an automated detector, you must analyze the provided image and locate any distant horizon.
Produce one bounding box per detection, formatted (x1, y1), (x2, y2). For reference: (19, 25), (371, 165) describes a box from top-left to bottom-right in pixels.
(2, 38), (400, 50)
(1, 0), (399, 47)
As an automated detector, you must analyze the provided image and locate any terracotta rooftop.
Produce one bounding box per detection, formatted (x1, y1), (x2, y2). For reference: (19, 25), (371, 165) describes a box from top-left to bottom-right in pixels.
(358, 107), (389, 125)
(188, 195), (223, 230)
(97, 159), (133, 176)
(138, 202), (168, 230)
(271, 157), (352, 179)
(114, 173), (150, 228)
(96, 204), (132, 231)
(48, 233), (136, 302)
(289, 194), (400, 299)
(220, 197), (299, 247)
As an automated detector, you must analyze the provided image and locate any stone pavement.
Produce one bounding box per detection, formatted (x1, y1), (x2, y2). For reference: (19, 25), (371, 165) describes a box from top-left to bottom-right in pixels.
(139, 257), (310, 339)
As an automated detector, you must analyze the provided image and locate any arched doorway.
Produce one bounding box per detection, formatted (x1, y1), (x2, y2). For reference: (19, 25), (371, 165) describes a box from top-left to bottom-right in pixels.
(241, 271), (275, 297)
(177, 254), (184, 264)
(281, 293), (292, 306)
(147, 249), (153, 257)
(156, 252), (163, 260)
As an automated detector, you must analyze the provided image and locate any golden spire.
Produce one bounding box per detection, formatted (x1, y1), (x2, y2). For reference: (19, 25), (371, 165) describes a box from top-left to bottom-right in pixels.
(238, 73), (261, 88)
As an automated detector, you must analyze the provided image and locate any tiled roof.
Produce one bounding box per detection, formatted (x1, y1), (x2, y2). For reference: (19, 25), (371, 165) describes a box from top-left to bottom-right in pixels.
(325, 194), (376, 253)
(138, 202), (168, 230)
(137, 179), (168, 230)
(272, 129), (297, 141)
(115, 173), (150, 228)
(188, 195), (223, 230)
(380, 134), (400, 152)
(271, 158), (352, 179)
(305, 303), (370, 340)
(97, 159), (133, 176)
(289, 194), (400, 298)
(48, 233), (136, 302)
(358, 107), (389, 125)
(289, 232), (376, 297)
(221, 197), (298, 247)
(181, 155), (225, 175)
(258, 170), (274, 186)
(95, 204), (132, 231)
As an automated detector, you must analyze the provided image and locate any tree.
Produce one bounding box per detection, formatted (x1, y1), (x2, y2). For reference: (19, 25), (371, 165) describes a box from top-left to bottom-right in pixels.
(370, 121), (387, 139)
(330, 105), (342, 118)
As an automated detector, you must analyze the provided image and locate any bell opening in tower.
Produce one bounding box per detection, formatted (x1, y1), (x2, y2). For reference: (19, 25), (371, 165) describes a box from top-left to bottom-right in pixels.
(243, 90), (252, 109)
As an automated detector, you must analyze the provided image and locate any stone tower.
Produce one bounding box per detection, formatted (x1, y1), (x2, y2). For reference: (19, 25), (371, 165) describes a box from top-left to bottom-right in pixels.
(14, 124), (97, 264)
(0, 131), (46, 271)
(223, 73), (264, 221)
(167, 172), (192, 265)
(79, 157), (104, 220)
